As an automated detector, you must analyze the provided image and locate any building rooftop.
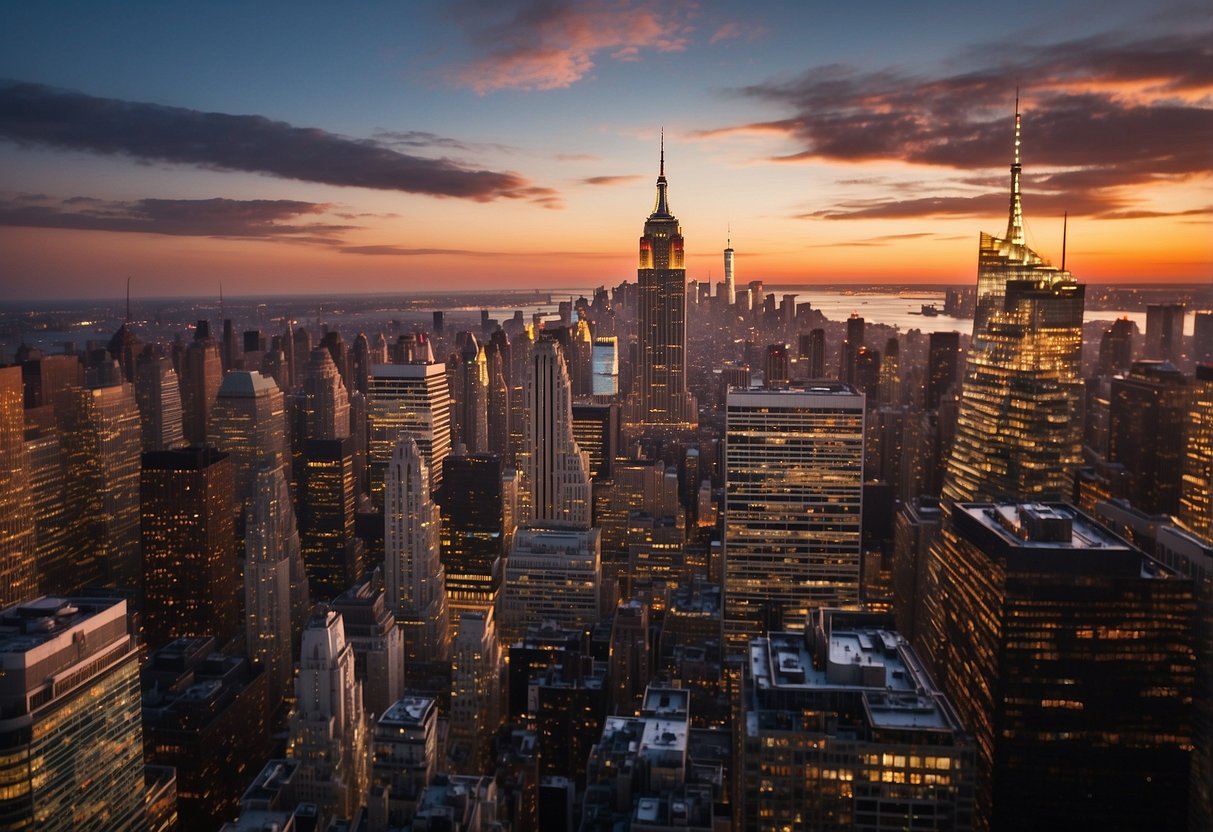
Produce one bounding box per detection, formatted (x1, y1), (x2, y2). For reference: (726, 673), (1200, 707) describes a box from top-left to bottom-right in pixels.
(954, 502), (1173, 578)
(217, 370), (279, 397)
(380, 695), (435, 727)
(750, 616), (961, 735)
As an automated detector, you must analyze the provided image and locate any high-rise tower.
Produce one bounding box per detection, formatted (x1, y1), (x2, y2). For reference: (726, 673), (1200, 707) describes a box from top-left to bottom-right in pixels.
(0, 366), (36, 607)
(723, 233), (736, 307)
(625, 136), (698, 432)
(522, 336), (591, 529)
(944, 103), (1084, 504)
(384, 436), (449, 664)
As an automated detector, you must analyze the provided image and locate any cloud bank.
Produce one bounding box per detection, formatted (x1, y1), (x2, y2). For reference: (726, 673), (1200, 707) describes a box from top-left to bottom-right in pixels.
(0, 82), (558, 204)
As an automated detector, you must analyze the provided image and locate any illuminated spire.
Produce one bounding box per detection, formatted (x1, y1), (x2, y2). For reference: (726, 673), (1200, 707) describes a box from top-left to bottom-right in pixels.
(1006, 91), (1025, 245)
(652, 129), (671, 218)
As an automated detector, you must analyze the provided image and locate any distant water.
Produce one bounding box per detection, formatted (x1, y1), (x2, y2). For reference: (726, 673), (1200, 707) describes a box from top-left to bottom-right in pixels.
(0, 288), (1196, 361)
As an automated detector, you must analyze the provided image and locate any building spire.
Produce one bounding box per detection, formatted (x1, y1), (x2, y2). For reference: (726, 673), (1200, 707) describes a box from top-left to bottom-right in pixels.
(651, 129), (671, 218)
(1006, 90), (1025, 245)
(1061, 211), (1068, 272)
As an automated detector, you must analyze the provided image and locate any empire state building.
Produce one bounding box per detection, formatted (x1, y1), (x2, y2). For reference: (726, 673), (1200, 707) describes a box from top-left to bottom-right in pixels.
(625, 137), (698, 433)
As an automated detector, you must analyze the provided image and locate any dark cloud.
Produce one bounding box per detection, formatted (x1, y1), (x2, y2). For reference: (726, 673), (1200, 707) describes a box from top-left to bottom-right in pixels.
(0, 82), (559, 204)
(341, 245), (495, 256)
(581, 175), (644, 186)
(0, 193), (352, 242)
(714, 25), (1212, 220)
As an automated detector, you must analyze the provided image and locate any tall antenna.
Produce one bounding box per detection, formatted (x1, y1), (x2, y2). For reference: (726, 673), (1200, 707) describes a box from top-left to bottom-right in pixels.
(1006, 89), (1025, 246)
(660, 127), (665, 177)
(1061, 211), (1068, 272)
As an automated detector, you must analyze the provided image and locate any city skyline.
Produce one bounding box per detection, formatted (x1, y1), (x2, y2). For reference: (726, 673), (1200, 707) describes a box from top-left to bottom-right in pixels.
(2, 0), (1210, 300)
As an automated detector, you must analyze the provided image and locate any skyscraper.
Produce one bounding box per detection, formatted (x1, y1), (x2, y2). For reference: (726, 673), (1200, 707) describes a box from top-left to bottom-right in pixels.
(0, 365), (36, 607)
(245, 463), (306, 710)
(522, 336), (592, 529)
(135, 349), (186, 452)
(926, 331), (960, 410)
(1145, 303), (1186, 363)
(944, 105), (1084, 504)
(450, 333), (489, 454)
(1109, 361), (1190, 515)
(141, 446), (241, 649)
(1180, 364), (1213, 539)
(299, 436), (363, 600)
(625, 138), (698, 432)
(439, 453), (507, 630)
(920, 502), (1195, 830)
(368, 357), (451, 502)
(210, 370), (288, 515)
(723, 234), (736, 307)
(64, 379), (143, 589)
(180, 322), (224, 446)
(384, 436), (449, 664)
(0, 596), (147, 830)
(723, 383), (865, 650)
(287, 608), (370, 821)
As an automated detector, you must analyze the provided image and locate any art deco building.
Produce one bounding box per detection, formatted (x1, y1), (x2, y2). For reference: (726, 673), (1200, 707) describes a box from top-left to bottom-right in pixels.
(332, 577), (406, 720)
(385, 436), (449, 664)
(0, 366), (36, 607)
(1180, 364), (1213, 538)
(742, 610), (974, 832)
(919, 502), (1195, 830)
(624, 139), (698, 432)
(522, 336), (592, 529)
(451, 333), (489, 454)
(368, 356), (450, 502)
(210, 370), (289, 515)
(141, 447), (240, 650)
(288, 608), (370, 821)
(723, 383), (865, 650)
(0, 596), (147, 831)
(944, 107), (1084, 504)
(245, 463), (307, 710)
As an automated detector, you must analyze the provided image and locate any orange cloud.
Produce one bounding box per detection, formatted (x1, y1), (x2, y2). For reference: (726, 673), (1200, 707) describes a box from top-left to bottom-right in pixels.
(452, 0), (694, 93)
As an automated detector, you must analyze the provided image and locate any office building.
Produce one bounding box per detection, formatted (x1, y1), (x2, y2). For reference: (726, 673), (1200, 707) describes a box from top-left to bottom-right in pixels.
(245, 463), (305, 710)
(501, 527), (602, 644)
(439, 453), (507, 630)
(287, 608), (370, 821)
(63, 379), (143, 589)
(724, 383), (865, 650)
(210, 370), (288, 514)
(926, 331), (959, 410)
(920, 502), (1196, 830)
(625, 139), (698, 432)
(332, 577), (406, 720)
(591, 336), (619, 398)
(0, 366), (36, 607)
(944, 108), (1083, 504)
(449, 610), (503, 774)
(135, 350), (186, 452)
(369, 357), (451, 502)
(141, 637), (269, 832)
(451, 333), (489, 454)
(372, 696), (439, 826)
(1145, 303), (1186, 363)
(799, 328), (826, 380)
(571, 402), (618, 481)
(522, 337), (592, 528)
(741, 610), (974, 831)
(1180, 364), (1213, 538)
(299, 436), (363, 601)
(891, 496), (942, 643)
(141, 447), (240, 649)
(1097, 317), (1134, 375)
(180, 322), (224, 446)
(0, 596), (146, 830)
(1109, 361), (1190, 515)
(385, 436), (449, 664)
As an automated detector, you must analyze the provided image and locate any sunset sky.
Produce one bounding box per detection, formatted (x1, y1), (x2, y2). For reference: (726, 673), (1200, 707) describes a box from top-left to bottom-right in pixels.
(1, 0), (1210, 300)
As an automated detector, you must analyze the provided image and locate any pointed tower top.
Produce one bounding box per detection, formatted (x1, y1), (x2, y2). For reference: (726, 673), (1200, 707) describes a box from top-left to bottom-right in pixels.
(1005, 92), (1025, 245)
(651, 130), (672, 218)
